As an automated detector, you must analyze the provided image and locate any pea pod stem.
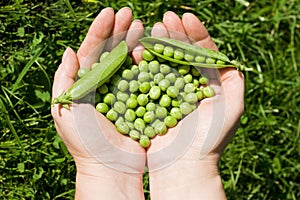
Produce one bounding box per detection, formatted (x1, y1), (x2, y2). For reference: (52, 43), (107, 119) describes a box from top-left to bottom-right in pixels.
(140, 36), (240, 69)
(52, 41), (128, 108)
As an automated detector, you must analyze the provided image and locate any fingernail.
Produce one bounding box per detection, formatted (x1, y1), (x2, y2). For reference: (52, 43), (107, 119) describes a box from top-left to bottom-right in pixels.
(62, 47), (71, 61)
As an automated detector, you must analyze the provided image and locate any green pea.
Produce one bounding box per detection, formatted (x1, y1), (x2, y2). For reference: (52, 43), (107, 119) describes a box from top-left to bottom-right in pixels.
(180, 102), (193, 115)
(184, 52), (195, 62)
(195, 55), (206, 63)
(117, 79), (129, 92)
(163, 46), (174, 57)
(122, 69), (135, 80)
(193, 79), (200, 88)
(158, 79), (170, 91)
(106, 109), (118, 122)
(172, 99), (182, 107)
(116, 121), (130, 135)
(97, 84), (109, 94)
(203, 86), (215, 98)
(134, 118), (146, 132)
(166, 86), (179, 98)
(216, 60), (226, 65)
(111, 74), (121, 86)
(116, 91), (129, 102)
(103, 93), (116, 105)
(174, 48), (184, 60)
(96, 103), (109, 114)
(191, 67), (201, 77)
(206, 57), (216, 64)
(164, 115), (178, 128)
(170, 107), (182, 120)
(165, 73), (176, 83)
(199, 76), (209, 85)
(124, 55), (133, 67)
(155, 121), (167, 135)
(153, 43), (165, 54)
(138, 71), (151, 82)
(159, 94), (172, 107)
(142, 49), (155, 61)
(184, 93), (198, 103)
(129, 130), (140, 140)
(160, 64), (171, 74)
(95, 92), (101, 103)
(155, 106), (168, 119)
(137, 94), (149, 106)
(114, 101), (126, 114)
(153, 73), (164, 84)
(139, 135), (151, 148)
(126, 97), (138, 109)
(129, 80), (140, 93)
(135, 106), (146, 117)
(146, 102), (156, 111)
(148, 60), (160, 74)
(196, 89), (204, 100)
(143, 111), (155, 123)
(130, 64), (140, 76)
(174, 77), (185, 90)
(184, 83), (196, 93)
(99, 51), (110, 63)
(184, 74), (193, 83)
(178, 65), (190, 75)
(144, 126), (156, 138)
(138, 60), (149, 72)
(139, 82), (151, 93)
(124, 109), (136, 122)
(77, 67), (90, 78)
(126, 121), (135, 130)
(149, 86), (161, 100)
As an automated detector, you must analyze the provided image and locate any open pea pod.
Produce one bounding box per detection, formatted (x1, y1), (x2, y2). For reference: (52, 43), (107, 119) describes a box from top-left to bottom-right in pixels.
(140, 36), (239, 69)
(52, 41), (128, 108)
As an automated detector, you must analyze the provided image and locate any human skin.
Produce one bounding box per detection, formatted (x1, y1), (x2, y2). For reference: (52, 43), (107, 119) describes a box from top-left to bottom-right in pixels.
(146, 11), (245, 200)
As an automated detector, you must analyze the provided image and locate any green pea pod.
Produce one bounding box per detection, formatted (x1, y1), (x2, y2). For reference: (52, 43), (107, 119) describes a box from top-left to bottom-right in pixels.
(52, 41), (128, 108)
(139, 36), (239, 69)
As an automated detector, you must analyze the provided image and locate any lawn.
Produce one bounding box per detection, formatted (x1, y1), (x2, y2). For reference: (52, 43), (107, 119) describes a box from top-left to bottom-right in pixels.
(0, 0), (299, 199)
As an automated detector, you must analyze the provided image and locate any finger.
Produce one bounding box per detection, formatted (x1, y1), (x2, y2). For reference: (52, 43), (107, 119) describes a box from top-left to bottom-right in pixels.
(151, 22), (169, 37)
(52, 47), (79, 99)
(104, 7), (133, 51)
(162, 11), (189, 43)
(182, 13), (218, 51)
(126, 19), (144, 64)
(77, 7), (115, 68)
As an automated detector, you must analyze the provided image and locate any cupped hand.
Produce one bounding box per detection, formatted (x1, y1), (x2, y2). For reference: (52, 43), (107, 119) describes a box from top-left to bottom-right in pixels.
(147, 11), (244, 199)
(51, 7), (146, 175)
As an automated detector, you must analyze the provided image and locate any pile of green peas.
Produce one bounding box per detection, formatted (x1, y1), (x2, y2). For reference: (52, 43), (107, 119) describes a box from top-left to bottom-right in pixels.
(79, 47), (215, 148)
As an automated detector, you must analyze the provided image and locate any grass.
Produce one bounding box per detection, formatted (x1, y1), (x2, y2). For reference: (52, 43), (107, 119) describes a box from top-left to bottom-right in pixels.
(0, 0), (299, 199)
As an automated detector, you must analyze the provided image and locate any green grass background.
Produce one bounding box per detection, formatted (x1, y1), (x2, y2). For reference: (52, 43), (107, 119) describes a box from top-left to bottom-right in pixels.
(0, 0), (299, 199)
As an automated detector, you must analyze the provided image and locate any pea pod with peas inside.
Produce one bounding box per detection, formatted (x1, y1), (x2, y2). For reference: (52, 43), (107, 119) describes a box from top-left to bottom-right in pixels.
(139, 36), (240, 69)
(52, 41), (128, 108)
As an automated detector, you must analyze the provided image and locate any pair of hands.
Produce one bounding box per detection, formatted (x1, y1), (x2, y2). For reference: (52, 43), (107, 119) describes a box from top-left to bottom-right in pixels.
(51, 7), (244, 199)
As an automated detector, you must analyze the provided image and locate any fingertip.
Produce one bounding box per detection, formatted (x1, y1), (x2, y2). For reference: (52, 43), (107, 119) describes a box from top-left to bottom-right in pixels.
(151, 22), (169, 37)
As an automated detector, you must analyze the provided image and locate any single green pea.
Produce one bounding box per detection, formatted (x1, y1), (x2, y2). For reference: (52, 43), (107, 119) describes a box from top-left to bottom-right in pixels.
(184, 52), (195, 62)
(153, 43), (165, 54)
(155, 106), (168, 119)
(129, 130), (140, 140)
(122, 69), (135, 80)
(174, 77), (185, 90)
(146, 102), (156, 111)
(216, 60), (226, 65)
(184, 74), (193, 83)
(139, 135), (151, 148)
(142, 49), (155, 61)
(114, 101), (126, 114)
(193, 79), (200, 88)
(148, 60), (160, 74)
(153, 73), (164, 84)
(195, 55), (206, 63)
(134, 118), (146, 132)
(116, 121), (130, 135)
(180, 102), (193, 115)
(99, 51), (110, 63)
(77, 67), (90, 78)
(124, 55), (133, 67)
(206, 57), (216, 64)
(96, 103), (109, 114)
(174, 48), (184, 60)
(202, 86), (215, 98)
(106, 109), (118, 122)
(170, 107), (182, 120)
(95, 92), (101, 103)
(178, 65), (190, 75)
(191, 67), (201, 77)
(97, 84), (109, 94)
(166, 86), (179, 98)
(116, 91), (129, 102)
(171, 99), (182, 107)
(126, 121), (135, 130)
(139, 82), (151, 93)
(149, 86), (161, 100)
(164, 115), (178, 128)
(91, 63), (100, 70)
(138, 71), (151, 82)
(143, 111), (155, 123)
(126, 97), (138, 109)
(144, 126), (156, 138)
(163, 46), (174, 57)
(160, 64), (171, 74)
(117, 79), (129, 92)
(165, 73), (176, 83)
(130, 64), (140, 76)
(135, 106), (146, 117)
(103, 93), (116, 105)
(155, 121), (167, 135)
(159, 94), (172, 107)
(129, 80), (140, 93)
(124, 109), (136, 122)
(199, 76), (209, 85)
(157, 56), (166, 63)
(196, 89), (204, 100)
(111, 74), (121, 86)
(137, 94), (149, 106)
(184, 83), (196, 93)
(158, 79), (170, 91)
(184, 93), (198, 103)
(138, 60), (149, 72)
(130, 93), (138, 99)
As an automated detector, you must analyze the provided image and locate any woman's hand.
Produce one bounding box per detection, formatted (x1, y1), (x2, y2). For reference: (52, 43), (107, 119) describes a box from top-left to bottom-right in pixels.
(51, 7), (146, 200)
(147, 11), (245, 200)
